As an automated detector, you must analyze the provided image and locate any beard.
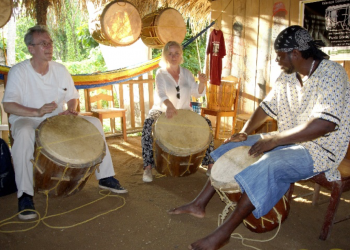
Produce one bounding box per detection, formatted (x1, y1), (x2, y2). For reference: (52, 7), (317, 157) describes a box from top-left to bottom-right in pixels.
(283, 53), (295, 74)
(283, 66), (295, 74)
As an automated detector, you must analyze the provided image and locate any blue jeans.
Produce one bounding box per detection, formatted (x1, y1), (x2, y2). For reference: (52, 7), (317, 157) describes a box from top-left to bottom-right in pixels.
(210, 134), (316, 218)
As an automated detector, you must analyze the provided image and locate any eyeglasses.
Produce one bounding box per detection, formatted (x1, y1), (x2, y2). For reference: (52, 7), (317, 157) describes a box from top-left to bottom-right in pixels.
(176, 86), (180, 99)
(31, 41), (54, 48)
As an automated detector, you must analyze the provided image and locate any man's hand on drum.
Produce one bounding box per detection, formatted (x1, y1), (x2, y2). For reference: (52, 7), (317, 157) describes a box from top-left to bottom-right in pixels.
(59, 109), (78, 116)
(37, 101), (58, 117)
(248, 134), (278, 157)
(224, 132), (248, 144)
(165, 103), (177, 119)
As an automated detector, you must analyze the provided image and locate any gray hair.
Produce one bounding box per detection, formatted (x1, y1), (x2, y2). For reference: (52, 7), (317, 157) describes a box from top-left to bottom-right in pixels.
(24, 25), (50, 46)
(160, 41), (184, 66)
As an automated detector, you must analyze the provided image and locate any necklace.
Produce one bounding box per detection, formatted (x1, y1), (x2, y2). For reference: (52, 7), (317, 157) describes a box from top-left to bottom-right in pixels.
(308, 60), (315, 79)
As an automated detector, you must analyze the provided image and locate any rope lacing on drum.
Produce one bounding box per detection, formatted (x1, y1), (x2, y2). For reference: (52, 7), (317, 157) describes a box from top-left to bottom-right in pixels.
(215, 188), (237, 226)
(215, 188), (284, 250)
(0, 146), (125, 233)
(67, 165), (97, 196)
(230, 209), (283, 250)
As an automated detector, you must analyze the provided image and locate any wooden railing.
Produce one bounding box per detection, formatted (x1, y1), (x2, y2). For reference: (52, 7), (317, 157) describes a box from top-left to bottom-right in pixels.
(118, 75), (154, 132)
(79, 74), (155, 134)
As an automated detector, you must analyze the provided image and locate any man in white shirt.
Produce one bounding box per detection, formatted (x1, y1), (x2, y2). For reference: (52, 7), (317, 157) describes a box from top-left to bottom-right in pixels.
(2, 25), (127, 221)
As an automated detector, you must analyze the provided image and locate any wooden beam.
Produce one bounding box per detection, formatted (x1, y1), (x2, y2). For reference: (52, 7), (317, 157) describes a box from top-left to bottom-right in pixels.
(119, 84), (124, 108)
(148, 74), (154, 109)
(129, 83), (135, 128)
(138, 76), (145, 126)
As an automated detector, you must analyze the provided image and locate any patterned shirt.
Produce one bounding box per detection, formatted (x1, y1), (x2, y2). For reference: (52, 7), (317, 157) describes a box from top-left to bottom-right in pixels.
(261, 60), (350, 181)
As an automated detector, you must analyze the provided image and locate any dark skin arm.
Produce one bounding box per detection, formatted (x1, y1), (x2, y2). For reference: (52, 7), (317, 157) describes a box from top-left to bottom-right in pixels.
(225, 106), (336, 157)
(224, 107), (269, 144)
(249, 117), (336, 157)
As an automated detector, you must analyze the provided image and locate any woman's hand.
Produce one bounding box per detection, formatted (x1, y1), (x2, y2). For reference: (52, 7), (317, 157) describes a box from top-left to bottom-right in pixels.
(223, 132), (248, 144)
(198, 71), (207, 84)
(165, 104), (177, 119)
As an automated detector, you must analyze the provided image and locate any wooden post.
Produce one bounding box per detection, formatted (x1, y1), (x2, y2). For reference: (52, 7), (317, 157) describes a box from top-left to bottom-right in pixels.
(148, 74), (154, 109)
(35, 0), (50, 25)
(138, 76), (145, 126)
(129, 82), (135, 129)
(119, 84), (124, 108)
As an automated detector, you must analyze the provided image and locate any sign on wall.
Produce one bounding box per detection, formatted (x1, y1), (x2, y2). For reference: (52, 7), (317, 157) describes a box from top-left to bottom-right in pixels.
(300, 0), (350, 60)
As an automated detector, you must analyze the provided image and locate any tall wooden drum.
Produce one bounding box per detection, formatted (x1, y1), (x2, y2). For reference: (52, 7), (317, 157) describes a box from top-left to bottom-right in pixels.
(152, 110), (212, 177)
(33, 115), (106, 197)
(90, 0), (141, 47)
(141, 8), (186, 49)
(0, 0), (13, 29)
(210, 146), (291, 233)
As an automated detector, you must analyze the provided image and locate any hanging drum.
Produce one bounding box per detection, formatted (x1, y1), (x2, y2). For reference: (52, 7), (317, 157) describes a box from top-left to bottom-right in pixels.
(141, 8), (187, 49)
(90, 0), (142, 47)
(0, 0), (13, 29)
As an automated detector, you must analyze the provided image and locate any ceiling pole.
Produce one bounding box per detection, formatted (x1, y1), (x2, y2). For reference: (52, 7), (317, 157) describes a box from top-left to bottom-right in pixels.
(35, 0), (50, 26)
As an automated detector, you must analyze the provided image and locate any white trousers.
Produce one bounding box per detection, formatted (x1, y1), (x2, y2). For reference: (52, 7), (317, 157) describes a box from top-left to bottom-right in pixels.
(10, 115), (115, 198)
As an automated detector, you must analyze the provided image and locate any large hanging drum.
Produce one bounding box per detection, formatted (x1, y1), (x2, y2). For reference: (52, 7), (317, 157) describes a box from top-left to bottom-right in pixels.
(152, 110), (212, 177)
(90, 0), (142, 47)
(141, 8), (187, 49)
(33, 115), (106, 197)
(0, 0), (13, 29)
(210, 146), (291, 233)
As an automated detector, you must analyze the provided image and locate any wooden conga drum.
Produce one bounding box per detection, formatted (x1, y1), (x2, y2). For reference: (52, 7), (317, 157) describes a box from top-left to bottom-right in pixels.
(152, 110), (212, 177)
(33, 115), (106, 197)
(210, 146), (292, 233)
(0, 0), (13, 29)
(89, 0), (141, 47)
(141, 8), (186, 49)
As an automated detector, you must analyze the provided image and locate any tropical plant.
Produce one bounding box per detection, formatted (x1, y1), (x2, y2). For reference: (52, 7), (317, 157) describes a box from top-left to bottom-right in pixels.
(12, 1), (106, 74)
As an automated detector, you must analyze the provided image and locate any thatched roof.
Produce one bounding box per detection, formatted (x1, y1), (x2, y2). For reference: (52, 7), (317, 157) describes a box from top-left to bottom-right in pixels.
(15, 0), (212, 34)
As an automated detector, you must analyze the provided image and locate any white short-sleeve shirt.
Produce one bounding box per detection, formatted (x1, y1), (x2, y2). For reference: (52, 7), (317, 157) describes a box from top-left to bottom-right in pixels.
(2, 59), (80, 124)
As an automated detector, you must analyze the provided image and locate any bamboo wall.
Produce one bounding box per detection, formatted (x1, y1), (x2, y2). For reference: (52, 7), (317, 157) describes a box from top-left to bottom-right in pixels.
(210, 0), (350, 115)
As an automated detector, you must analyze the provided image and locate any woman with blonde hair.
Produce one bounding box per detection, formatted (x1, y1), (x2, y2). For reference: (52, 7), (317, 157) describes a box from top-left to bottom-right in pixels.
(141, 41), (214, 182)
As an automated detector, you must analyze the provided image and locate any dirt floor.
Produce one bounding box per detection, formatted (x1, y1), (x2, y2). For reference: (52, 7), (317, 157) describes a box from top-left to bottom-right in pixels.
(0, 136), (349, 250)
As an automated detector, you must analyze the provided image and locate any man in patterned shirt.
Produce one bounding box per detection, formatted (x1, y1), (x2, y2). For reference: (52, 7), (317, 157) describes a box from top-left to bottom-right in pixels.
(168, 25), (350, 250)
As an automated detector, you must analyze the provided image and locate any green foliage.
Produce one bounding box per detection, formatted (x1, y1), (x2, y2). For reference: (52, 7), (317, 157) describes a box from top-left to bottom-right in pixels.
(76, 23), (99, 50)
(0, 36), (5, 50)
(15, 17), (36, 62)
(61, 47), (107, 74)
(11, 1), (106, 74)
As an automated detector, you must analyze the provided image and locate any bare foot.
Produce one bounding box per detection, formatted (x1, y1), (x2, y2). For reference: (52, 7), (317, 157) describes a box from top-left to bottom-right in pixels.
(167, 202), (205, 218)
(188, 231), (230, 250)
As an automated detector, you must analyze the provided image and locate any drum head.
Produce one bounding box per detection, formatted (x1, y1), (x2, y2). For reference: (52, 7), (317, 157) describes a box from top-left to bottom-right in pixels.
(102, 1), (141, 46)
(210, 146), (262, 192)
(156, 8), (186, 45)
(154, 109), (211, 156)
(0, 0), (13, 29)
(36, 116), (105, 167)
